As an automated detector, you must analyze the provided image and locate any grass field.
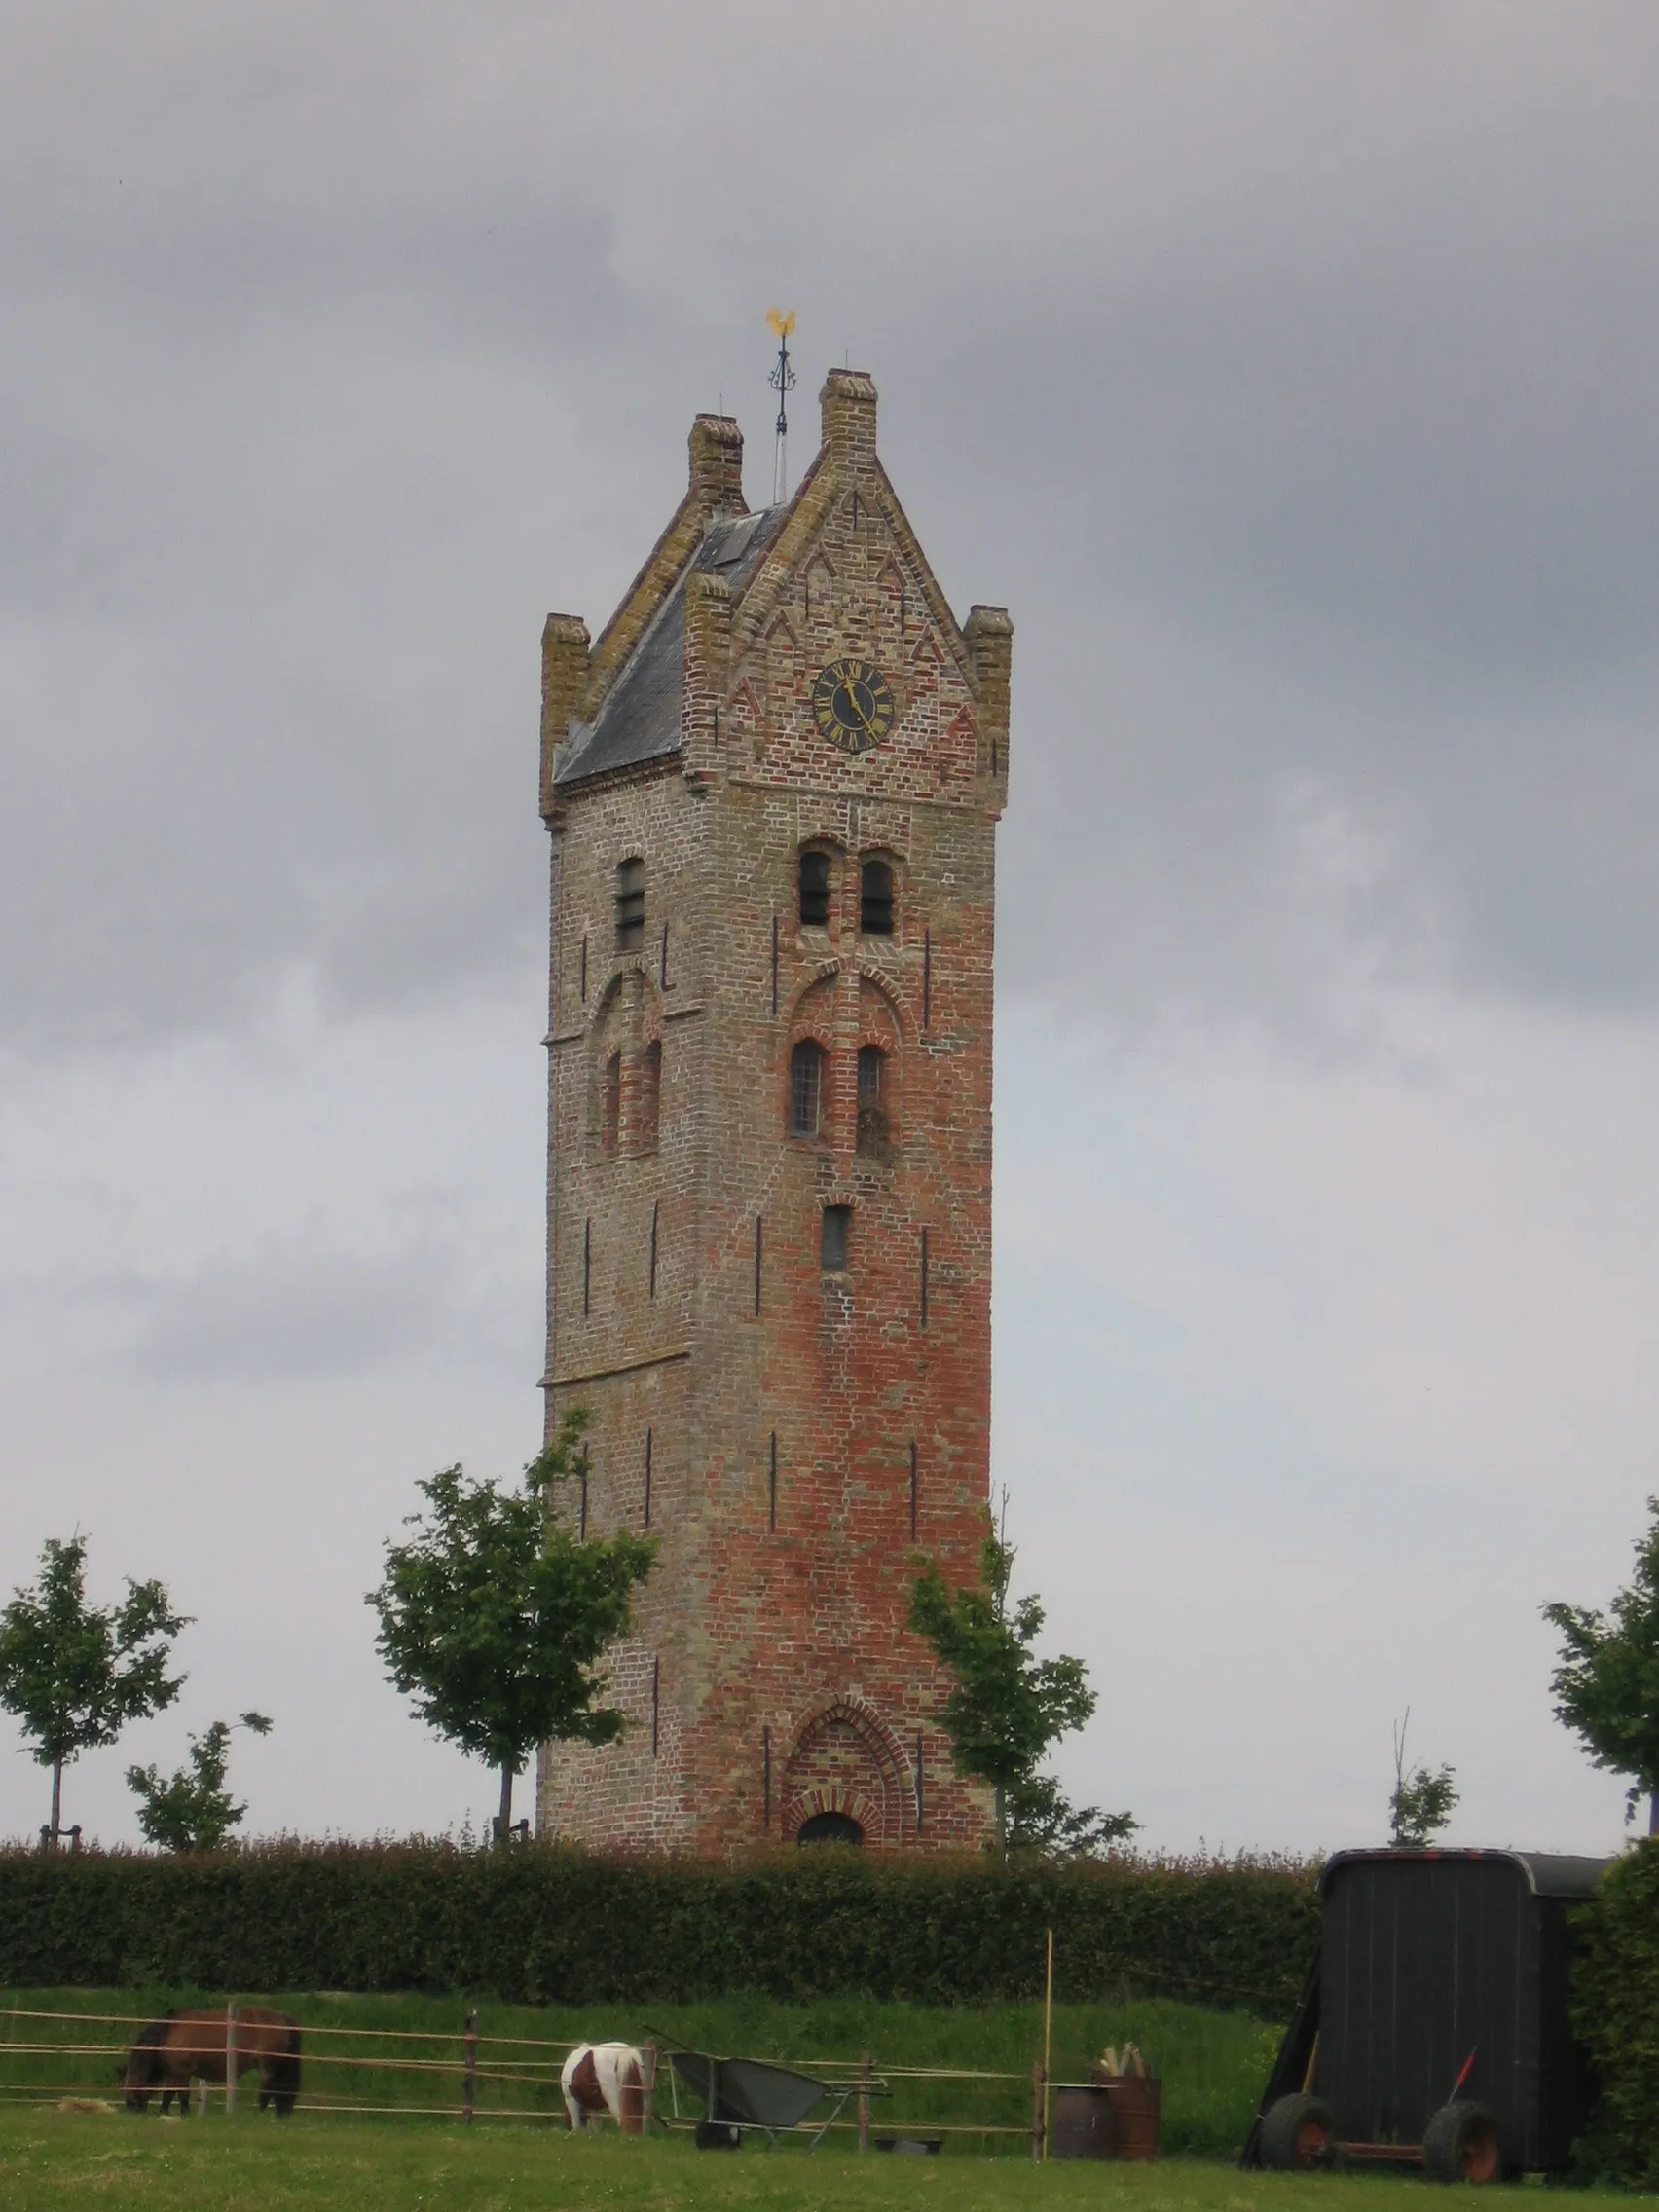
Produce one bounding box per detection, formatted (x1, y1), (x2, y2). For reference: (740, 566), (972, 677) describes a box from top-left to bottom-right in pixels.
(0, 2110), (1642, 2212)
(2, 1990), (1636, 2210)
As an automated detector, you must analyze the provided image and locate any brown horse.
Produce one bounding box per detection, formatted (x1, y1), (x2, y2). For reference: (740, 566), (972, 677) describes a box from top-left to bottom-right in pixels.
(120, 2006), (302, 2115)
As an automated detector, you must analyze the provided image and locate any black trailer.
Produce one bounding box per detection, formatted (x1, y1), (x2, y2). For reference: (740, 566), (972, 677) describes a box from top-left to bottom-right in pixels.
(1242, 1848), (1610, 2183)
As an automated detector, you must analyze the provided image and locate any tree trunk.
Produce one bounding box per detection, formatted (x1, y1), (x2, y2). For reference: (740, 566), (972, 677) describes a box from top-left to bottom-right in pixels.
(498, 1761), (514, 1842)
(50, 1757), (62, 1844)
(994, 1783), (1007, 1856)
(1649, 1788), (1658, 1838)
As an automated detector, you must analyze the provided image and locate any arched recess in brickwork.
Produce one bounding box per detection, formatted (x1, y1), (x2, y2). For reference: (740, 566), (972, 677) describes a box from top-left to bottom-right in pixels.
(784, 966), (839, 1047)
(589, 968), (664, 1157)
(779, 1696), (913, 1849)
(855, 963), (912, 1049)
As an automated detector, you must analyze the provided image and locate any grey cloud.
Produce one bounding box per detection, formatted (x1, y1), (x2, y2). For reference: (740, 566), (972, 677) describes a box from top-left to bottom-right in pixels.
(4, 2), (1659, 1062)
(105, 1238), (479, 1382)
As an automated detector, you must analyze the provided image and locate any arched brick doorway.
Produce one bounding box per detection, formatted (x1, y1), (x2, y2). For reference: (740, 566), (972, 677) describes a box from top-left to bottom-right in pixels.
(779, 1698), (911, 1848)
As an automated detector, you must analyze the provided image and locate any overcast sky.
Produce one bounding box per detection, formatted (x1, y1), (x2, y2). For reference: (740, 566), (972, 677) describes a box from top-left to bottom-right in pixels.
(3, 1), (1657, 1856)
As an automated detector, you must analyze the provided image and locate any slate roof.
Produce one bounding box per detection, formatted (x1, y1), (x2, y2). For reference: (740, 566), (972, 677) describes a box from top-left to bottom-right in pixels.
(555, 505), (786, 789)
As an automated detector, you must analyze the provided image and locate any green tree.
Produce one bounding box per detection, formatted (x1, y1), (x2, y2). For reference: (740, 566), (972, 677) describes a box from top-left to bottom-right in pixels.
(908, 1500), (1134, 1855)
(127, 1711), (273, 1850)
(1544, 1495), (1659, 1833)
(0, 1534), (189, 1843)
(368, 1408), (655, 1839)
(1388, 1711), (1457, 1846)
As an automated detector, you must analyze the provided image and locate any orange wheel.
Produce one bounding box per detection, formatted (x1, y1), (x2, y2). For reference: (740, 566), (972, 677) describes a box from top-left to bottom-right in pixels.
(1260, 2094), (1336, 2171)
(1423, 2101), (1503, 2184)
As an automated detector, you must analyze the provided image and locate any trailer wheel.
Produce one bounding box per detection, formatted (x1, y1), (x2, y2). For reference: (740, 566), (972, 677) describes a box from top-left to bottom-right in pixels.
(1422, 2100), (1501, 2184)
(1259, 2094), (1336, 2170)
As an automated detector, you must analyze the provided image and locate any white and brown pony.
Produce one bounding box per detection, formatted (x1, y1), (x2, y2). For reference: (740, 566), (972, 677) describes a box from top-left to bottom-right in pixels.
(561, 2041), (647, 2132)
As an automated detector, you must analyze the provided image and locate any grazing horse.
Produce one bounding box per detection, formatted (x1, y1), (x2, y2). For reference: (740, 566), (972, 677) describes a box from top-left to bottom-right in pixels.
(120, 2006), (302, 2116)
(561, 2041), (646, 2133)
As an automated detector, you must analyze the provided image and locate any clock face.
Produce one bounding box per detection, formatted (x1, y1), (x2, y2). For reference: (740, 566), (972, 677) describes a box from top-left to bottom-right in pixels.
(810, 656), (896, 754)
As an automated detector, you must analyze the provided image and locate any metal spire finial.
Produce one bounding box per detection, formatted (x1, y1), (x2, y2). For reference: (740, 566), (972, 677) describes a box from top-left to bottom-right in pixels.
(766, 308), (796, 505)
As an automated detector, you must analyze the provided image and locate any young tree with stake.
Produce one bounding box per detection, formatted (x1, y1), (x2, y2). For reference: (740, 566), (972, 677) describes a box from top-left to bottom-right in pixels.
(0, 1534), (189, 1843)
(128, 1712), (273, 1851)
(908, 1495), (1134, 1856)
(1388, 1710), (1457, 1846)
(369, 1408), (655, 1839)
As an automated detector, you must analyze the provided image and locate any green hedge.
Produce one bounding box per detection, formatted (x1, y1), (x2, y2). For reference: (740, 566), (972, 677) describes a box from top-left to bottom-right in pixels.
(0, 1843), (1317, 2016)
(1570, 1840), (1659, 2185)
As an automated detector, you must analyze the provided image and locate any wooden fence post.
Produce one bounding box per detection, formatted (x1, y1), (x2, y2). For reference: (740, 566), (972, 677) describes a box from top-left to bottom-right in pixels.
(1031, 2057), (1047, 2163)
(858, 2049), (871, 2152)
(462, 2009), (477, 2123)
(1043, 1927), (1054, 2163)
(225, 2003), (238, 2117)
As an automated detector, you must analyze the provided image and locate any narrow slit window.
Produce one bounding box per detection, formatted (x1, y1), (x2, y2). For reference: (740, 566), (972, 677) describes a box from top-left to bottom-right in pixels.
(798, 848), (831, 929)
(856, 1046), (889, 1155)
(614, 858), (645, 950)
(602, 1051), (621, 1153)
(582, 1218), (592, 1315)
(639, 1039), (661, 1152)
(578, 1452), (589, 1540)
(648, 1199), (659, 1297)
(860, 858), (894, 937)
(768, 1431), (778, 1532)
(644, 1427), (653, 1530)
(790, 1039), (824, 1138)
(821, 1204), (850, 1273)
(650, 1657), (660, 1757)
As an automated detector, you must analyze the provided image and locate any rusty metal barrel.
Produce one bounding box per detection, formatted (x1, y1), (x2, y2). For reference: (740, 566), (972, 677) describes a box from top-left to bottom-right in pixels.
(1107, 2077), (1161, 2159)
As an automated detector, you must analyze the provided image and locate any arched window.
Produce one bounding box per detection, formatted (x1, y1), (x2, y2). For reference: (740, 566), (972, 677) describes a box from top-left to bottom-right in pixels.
(856, 1046), (890, 1156)
(860, 858), (894, 936)
(602, 1051), (622, 1152)
(798, 848), (831, 929)
(797, 1810), (864, 1846)
(639, 1039), (661, 1152)
(615, 858), (645, 950)
(789, 1040), (824, 1139)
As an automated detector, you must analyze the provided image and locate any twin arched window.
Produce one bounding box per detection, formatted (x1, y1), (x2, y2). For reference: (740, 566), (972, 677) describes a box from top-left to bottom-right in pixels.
(789, 1039), (891, 1154)
(797, 849), (897, 937)
(600, 1035), (662, 1157)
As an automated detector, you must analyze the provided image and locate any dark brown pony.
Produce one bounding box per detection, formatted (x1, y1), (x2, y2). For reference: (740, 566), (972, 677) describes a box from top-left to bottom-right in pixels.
(121, 2006), (302, 2115)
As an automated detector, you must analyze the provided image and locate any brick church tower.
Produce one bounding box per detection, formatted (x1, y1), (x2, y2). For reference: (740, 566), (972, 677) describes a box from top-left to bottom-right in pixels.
(535, 370), (1011, 1854)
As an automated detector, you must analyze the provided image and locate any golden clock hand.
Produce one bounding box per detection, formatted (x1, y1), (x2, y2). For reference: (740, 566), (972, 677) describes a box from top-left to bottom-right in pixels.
(841, 681), (877, 742)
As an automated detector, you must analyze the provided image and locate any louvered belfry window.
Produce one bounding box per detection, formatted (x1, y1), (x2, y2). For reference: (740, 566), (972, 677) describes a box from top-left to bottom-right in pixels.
(615, 858), (645, 949)
(798, 848), (830, 928)
(860, 858), (894, 936)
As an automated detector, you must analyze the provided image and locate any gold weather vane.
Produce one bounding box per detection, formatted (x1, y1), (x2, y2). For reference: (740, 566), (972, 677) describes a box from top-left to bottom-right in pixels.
(766, 309), (796, 505)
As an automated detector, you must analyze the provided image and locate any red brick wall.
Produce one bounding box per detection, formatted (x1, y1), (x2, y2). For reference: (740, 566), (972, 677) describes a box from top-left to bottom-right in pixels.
(537, 374), (1010, 1857)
